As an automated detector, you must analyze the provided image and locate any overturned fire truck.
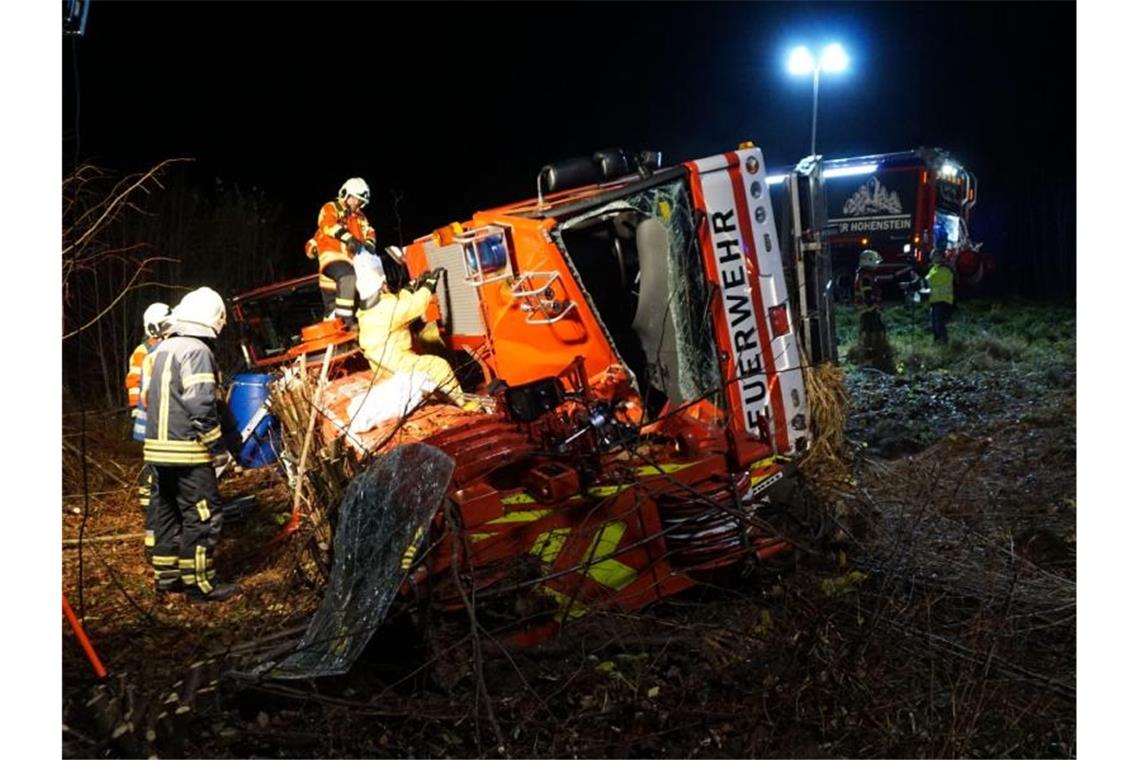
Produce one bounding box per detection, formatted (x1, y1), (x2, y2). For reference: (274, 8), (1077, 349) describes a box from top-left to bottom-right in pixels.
(232, 146), (836, 676)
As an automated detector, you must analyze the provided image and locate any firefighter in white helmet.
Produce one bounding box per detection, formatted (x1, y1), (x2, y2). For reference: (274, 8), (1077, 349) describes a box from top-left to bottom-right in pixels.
(143, 287), (241, 602)
(306, 177), (377, 330)
(352, 254), (466, 406)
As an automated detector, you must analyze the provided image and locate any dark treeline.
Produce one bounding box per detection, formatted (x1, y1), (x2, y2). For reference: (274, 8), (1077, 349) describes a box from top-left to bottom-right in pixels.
(62, 163), (296, 409)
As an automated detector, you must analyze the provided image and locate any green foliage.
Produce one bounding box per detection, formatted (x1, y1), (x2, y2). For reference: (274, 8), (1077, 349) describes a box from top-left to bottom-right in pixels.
(836, 300), (1075, 378)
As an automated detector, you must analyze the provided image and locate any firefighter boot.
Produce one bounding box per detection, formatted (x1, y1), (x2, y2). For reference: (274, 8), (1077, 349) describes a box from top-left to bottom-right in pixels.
(185, 581), (240, 603)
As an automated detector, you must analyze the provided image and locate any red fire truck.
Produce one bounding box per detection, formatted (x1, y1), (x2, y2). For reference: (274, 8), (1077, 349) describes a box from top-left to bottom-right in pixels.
(768, 148), (991, 299)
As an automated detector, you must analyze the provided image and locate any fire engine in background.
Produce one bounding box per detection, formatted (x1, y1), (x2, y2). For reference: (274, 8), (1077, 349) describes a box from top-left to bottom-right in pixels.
(230, 144), (837, 666)
(767, 148), (992, 300)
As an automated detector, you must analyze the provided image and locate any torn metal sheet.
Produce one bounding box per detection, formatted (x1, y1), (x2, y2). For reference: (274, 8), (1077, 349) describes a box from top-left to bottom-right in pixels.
(259, 443), (454, 680)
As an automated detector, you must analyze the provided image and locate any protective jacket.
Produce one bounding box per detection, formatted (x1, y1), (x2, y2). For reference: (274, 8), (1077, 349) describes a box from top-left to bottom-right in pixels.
(142, 333), (228, 466)
(356, 287), (463, 404)
(313, 199), (376, 291)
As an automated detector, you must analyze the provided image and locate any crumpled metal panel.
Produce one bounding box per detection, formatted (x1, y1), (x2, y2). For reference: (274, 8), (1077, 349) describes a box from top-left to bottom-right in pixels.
(259, 443), (455, 680)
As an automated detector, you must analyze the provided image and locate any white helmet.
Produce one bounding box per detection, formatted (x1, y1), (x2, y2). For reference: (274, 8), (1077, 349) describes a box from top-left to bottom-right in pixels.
(338, 177), (371, 207)
(354, 253), (387, 302)
(142, 302), (171, 338)
(859, 249), (882, 268)
(172, 287), (227, 337)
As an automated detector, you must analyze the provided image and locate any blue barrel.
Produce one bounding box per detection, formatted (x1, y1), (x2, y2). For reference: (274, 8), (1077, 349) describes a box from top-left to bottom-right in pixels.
(228, 373), (281, 468)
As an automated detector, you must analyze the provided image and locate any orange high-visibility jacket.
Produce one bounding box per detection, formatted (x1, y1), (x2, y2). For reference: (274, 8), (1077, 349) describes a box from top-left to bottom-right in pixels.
(313, 199), (376, 290)
(125, 337), (161, 408)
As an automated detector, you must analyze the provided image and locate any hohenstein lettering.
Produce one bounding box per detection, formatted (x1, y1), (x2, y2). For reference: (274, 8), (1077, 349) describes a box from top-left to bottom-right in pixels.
(837, 216), (912, 234)
(710, 208), (767, 435)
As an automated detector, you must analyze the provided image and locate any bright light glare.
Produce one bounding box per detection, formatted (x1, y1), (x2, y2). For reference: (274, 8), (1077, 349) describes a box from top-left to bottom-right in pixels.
(820, 43), (849, 73)
(766, 174), (788, 185)
(787, 46), (815, 76)
(939, 162), (960, 178)
(822, 163), (878, 178)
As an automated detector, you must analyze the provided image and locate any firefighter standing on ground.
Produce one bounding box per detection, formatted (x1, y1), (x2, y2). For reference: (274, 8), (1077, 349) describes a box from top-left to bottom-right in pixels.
(143, 287), (241, 602)
(353, 254), (466, 406)
(126, 303), (171, 553)
(307, 178), (377, 330)
(927, 249), (955, 344)
(852, 249), (897, 372)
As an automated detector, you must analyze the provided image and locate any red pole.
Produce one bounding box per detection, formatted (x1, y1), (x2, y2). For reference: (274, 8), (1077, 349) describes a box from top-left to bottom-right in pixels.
(62, 594), (108, 679)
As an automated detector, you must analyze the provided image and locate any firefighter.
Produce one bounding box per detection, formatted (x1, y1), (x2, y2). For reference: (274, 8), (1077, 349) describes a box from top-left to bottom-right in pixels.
(353, 255), (466, 406)
(143, 287), (240, 601)
(308, 177), (377, 330)
(854, 249), (887, 339)
(852, 249), (896, 372)
(126, 303), (171, 443)
(927, 249), (955, 344)
(126, 303), (170, 555)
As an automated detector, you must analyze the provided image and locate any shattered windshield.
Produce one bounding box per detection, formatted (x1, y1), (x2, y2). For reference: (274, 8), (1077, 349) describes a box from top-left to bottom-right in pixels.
(551, 179), (722, 413)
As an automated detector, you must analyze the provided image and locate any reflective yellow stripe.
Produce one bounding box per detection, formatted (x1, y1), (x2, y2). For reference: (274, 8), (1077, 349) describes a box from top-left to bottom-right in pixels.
(144, 439), (208, 451)
(401, 527), (424, 571)
(632, 462), (697, 477)
(144, 532), (155, 548)
(144, 450), (212, 465)
(196, 546), (213, 593)
(487, 509), (551, 525)
(530, 528), (571, 564)
(195, 498), (211, 522)
(540, 586), (589, 621)
(583, 522), (637, 590)
(152, 555), (178, 566)
(158, 357), (172, 440)
(178, 559), (195, 568)
(335, 297), (355, 307)
(200, 426), (222, 444)
(502, 493), (536, 506)
(183, 372), (216, 389)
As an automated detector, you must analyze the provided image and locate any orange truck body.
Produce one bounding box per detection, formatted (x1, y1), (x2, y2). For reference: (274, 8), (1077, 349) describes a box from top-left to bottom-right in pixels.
(234, 146), (816, 644)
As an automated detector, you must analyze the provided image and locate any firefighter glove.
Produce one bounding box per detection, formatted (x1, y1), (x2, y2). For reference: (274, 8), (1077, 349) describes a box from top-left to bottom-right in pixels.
(422, 268), (443, 294)
(346, 238), (363, 255)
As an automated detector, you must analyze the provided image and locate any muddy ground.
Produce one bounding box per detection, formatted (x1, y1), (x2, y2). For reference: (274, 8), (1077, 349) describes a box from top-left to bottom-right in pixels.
(62, 299), (1076, 758)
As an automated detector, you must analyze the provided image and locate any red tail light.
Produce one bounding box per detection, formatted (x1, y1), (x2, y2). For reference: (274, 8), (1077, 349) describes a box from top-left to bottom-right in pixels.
(769, 303), (790, 336)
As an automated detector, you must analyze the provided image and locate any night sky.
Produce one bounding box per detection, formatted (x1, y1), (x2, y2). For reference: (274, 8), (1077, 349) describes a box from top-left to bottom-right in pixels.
(62, 0), (1076, 294)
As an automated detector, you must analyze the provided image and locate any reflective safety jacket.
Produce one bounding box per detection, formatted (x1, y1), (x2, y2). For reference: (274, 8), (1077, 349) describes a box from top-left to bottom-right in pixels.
(854, 268), (882, 313)
(927, 263), (955, 305)
(142, 335), (228, 465)
(126, 337), (162, 441)
(356, 286), (434, 370)
(313, 199), (376, 290)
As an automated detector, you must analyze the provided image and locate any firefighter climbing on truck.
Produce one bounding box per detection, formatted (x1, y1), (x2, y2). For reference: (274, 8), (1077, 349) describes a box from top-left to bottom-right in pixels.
(307, 177), (377, 329)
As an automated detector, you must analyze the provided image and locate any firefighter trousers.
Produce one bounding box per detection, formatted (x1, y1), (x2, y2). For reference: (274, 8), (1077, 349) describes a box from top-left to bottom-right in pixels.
(146, 464), (224, 592)
(320, 261), (357, 321)
(140, 464), (157, 556)
(380, 352), (465, 406)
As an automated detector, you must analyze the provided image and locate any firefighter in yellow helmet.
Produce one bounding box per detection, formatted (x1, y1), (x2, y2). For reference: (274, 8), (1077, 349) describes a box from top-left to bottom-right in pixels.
(352, 254), (465, 406)
(143, 287), (241, 602)
(306, 178), (376, 330)
(926, 249), (955, 343)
